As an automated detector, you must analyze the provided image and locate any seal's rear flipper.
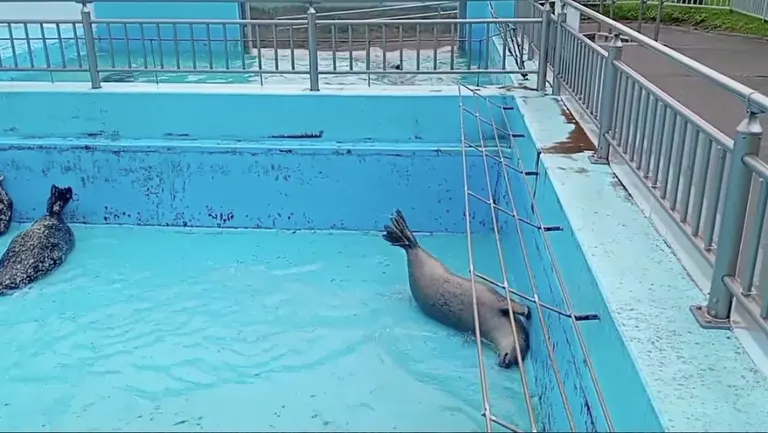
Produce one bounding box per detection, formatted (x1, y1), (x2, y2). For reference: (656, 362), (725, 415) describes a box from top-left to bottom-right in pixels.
(382, 209), (420, 250)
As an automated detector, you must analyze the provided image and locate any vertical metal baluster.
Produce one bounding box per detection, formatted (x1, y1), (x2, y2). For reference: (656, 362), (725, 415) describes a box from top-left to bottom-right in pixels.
(255, 25), (263, 85)
(659, 112), (679, 199)
(172, 24), (181, 69)
(123, 23), (132, 69)
(140, 24), (149, 69)
(7, 24), (19, 68)
(72, 23), (83, 68)
(690, 137), (713, 237)
(55, 23), (66, 69)
(239, 22), (246, 70)
(500, 23), (507, 71)
(466, 23), (472, 70)
(399, 24), (404, 70)
(416, 24), (421, 71)
(23, 24), (34, 68)
(272, 24), (278, 71)
(433, 22), (439, 71)
(39, 23), (52, 70)
(619, 81), (635, 148)
(382, 24), (387, 72)
(106, 24), (116, 68)
(190, 24), (198, 70)
(668, 120), (689, 211)
(651, 105), (668, 186)
(156, 23), (165, 69)
(450, 23), (456, 71)
(331, 25), (337, 71)
(222, 24), (230, 70)
(641, 97), (658, 176)
(626, 83), (641, 159)
(289, 25), (295, 71)
(678, 127), (699, 222)
(631, 89), (649, 165)
(702, 147), (728, 248)
(348, 25), (353, 71)
(205, 24), (213, 70)
(612, 74), (626, 140)
(365, 25), (370, 86)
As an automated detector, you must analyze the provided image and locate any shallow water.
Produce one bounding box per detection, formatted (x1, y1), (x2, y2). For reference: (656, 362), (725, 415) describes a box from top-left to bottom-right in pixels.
(0, 225), (529, 431)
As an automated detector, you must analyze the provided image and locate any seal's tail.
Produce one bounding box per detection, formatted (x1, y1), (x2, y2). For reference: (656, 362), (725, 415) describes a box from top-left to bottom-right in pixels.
(383, 209), (419, 250)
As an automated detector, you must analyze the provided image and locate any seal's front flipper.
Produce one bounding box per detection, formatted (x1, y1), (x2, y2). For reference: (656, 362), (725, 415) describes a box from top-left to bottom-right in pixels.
(498, 299), (531, 321)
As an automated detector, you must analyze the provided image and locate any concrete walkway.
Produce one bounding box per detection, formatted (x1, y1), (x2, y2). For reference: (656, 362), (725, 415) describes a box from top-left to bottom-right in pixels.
(583, 22), (768, 152)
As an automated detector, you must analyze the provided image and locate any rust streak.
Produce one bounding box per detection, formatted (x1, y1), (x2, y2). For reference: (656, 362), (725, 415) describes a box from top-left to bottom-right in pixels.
(541, 105), (597, 155)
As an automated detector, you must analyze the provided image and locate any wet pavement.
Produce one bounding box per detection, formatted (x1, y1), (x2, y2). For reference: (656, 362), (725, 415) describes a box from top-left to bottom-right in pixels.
(582, 22), (768, 154)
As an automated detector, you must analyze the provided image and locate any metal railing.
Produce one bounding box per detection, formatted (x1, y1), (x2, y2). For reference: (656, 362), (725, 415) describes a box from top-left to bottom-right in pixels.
(0, 0), (545, 89)
(517, 0), (768, 334)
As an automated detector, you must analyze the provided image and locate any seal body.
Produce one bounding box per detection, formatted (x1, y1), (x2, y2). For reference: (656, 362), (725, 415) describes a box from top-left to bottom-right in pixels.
(383, 209), (531, 368)
(0, 185), (75, 295)
(0, 174), (14, 235)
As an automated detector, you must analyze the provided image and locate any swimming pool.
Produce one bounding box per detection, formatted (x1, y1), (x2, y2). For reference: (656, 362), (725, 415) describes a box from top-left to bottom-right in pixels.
(0, 225), (531, 431)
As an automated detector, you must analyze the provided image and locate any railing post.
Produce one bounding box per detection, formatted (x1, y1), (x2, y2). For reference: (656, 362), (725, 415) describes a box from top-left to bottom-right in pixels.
(307, 4), (320, 92)
(536, 2), (551, 92)
(458, 0), (468, 52)
(552, 12), (566, 96)
(80, 3), (101, 90)
(691, 111), (763, 327)
(590, 34), (623, 165)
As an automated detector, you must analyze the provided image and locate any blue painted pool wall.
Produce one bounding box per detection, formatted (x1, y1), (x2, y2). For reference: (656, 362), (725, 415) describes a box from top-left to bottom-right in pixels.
(0, 87), (510, 233)
(92, 2), (242, 55)
(0, 141), (497, 233)
(0, 89), (506, 143)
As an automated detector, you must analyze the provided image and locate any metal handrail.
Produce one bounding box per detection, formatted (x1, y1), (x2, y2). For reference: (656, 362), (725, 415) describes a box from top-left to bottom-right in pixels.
(563, 0), (768, 115)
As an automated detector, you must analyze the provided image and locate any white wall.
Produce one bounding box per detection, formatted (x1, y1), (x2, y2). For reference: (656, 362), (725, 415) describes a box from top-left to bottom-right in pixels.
(0, 2), (81, 20)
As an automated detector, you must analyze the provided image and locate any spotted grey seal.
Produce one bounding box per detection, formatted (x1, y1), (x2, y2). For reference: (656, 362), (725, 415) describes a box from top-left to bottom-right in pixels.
(0, 174), (13, 235)
(383, 209), (531, 368)
(0, 185), (75, 295)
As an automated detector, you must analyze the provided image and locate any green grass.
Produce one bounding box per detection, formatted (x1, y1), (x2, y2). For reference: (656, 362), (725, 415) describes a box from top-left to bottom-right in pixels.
(587, 3), (768, 37)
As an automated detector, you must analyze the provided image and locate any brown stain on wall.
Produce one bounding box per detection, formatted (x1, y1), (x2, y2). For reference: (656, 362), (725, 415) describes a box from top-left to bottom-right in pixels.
(541, 105), (597, 155)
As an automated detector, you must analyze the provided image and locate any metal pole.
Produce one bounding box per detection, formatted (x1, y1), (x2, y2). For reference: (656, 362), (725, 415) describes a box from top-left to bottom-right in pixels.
(552, 12), (565, 96)
(697, 111), (763, 323)
(458, 0), (468, 52)
(307, 4), (319, 91)
(590, 34), (622, 165)
(81, 4), (101, 90)
(637, 0), (645, 33)
(536, 2), (551, 92)
(653, 0), (663, 41)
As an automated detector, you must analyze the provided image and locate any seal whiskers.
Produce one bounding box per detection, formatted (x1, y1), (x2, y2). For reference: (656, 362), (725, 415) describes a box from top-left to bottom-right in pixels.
(383, 209), (530, 368)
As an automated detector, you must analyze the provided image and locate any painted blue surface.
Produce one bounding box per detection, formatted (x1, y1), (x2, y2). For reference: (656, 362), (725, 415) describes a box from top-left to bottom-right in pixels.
(0, 138), (497, 233)
(92, 2), (242, 54)
(0, 84), (508, 143)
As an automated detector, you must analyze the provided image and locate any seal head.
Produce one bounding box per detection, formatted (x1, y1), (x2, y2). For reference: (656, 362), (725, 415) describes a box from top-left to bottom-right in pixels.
(47, 185), (73, 217)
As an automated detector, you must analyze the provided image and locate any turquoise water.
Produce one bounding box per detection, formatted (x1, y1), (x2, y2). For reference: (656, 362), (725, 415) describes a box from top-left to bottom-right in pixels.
(0, 46), (495, 86)
(0, 224), (529, 431)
